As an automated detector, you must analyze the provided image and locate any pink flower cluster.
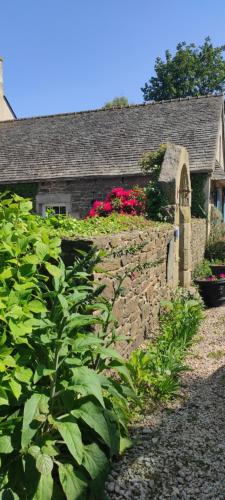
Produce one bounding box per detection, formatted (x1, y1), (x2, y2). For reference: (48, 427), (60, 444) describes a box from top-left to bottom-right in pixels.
(88, 187), (146, 218)
(206, 273), (225, 281)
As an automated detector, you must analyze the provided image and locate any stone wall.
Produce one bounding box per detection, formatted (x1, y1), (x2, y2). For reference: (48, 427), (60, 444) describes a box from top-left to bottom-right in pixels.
(37, 175), (150, 218)
(191, 218), (207, 269)
(62, 225), (174, 356)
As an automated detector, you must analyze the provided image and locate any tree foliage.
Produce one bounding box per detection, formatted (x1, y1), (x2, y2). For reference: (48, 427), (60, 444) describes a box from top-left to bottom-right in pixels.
(142, 37), (225, 101)
(0, 195), (134, 499)
(103, 96), (129, 109)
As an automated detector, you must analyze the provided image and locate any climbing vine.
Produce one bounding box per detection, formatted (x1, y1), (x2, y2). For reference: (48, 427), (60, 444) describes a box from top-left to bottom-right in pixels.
(190, 173), (207, 218)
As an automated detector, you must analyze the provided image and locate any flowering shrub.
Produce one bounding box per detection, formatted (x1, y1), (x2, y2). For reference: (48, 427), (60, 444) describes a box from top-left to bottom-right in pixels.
(88, 187), (146, 217)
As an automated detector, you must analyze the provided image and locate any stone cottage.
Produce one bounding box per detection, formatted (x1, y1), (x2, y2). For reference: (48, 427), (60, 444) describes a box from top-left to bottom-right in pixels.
(0, 58), (224, 219)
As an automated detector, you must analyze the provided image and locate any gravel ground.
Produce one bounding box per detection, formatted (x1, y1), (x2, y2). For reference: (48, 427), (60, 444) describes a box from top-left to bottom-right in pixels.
(105, 305), (225, 499)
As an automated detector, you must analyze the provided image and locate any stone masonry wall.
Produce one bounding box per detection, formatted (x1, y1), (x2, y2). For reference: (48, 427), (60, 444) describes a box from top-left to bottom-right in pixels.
(62, 225), (174, 356)
(191, 218), (207, 270)
(37, 175), (150, 218)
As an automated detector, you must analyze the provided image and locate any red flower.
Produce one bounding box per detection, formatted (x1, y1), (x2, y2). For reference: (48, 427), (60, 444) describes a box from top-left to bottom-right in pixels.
(89, 208), (97, 217)
(103, 201), (112, 212)
(93, 200), (103, 209)
(123, 199), (138, 207)
(87, 185), (146, 218)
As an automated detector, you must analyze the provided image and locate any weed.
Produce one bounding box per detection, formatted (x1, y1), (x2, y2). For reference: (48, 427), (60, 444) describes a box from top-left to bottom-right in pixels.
(207, 350), (225, 360)
(129, 289), (203, 403)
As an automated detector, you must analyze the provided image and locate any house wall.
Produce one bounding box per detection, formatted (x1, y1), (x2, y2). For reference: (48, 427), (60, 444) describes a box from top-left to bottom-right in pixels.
(37, 175), (150, 218)
(191, 218), (207, 270)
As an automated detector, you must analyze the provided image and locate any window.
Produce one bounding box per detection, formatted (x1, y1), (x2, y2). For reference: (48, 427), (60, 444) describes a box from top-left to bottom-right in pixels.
(36, 193), (72, 217)
(43, 204), (67, 216)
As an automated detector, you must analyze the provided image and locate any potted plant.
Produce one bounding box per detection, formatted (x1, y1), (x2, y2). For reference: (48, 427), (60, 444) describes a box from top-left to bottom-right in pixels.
(210, 261), (225, 277)
(194, 260), (225, 307)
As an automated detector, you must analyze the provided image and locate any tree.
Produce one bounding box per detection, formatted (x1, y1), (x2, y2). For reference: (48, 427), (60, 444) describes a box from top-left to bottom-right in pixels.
(142, 37), (225, 102)
(103, 96), (129, 108)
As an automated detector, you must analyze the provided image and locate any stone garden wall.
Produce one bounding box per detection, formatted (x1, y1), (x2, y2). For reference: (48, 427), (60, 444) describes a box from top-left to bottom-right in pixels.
(62, 225), (174, 356)
(62, 218), (207, 356)
(191, 218), (207, 270)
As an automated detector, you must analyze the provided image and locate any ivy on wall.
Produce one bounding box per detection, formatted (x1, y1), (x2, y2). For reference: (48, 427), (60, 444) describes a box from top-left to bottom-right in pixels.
(0, 183), (38, 208)
(190, 173), (207, 218)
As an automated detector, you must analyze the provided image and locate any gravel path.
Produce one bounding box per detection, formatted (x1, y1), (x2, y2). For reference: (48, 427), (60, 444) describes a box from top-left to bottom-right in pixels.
(106, 305), (225, 499)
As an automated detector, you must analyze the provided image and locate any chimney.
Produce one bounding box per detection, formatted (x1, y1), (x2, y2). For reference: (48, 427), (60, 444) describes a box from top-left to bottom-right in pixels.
(0, 57), (3, 97)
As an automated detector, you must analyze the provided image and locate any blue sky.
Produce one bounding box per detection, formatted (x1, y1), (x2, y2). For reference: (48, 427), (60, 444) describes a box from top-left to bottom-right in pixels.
(1, 0), (225, 118)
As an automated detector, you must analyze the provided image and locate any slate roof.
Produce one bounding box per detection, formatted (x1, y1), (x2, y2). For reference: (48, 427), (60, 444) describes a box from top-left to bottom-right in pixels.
(212, 160), (225, 180)
(0, 94), (224, 183)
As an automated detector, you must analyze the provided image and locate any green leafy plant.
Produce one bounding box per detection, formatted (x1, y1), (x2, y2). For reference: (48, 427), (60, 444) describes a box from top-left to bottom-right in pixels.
(207, 205), (225, 244)
(0, 195), (134, 499)
(190, 173), (207, 218)
(39, 212), (167, 238)
(139, 145), (169, 221)
(0, 183), (39, 208)
(205, 240), (225, 262)
(103, 97), (130, 109)
(129, 289), (203, 402)
(193, 259), (212, 279)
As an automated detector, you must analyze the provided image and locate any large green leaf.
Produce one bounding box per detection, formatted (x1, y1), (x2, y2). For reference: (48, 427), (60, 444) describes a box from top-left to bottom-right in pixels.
(14, 366), (33, 384)
(9, 379), (21, 400)
(0, 388), (9, 406)
(107, 361), (134, 388)
(36, 454), (53, 475)
(94, 346), (123, 362)
(27, 300), (47, 313)
(82, 443), (108, 480)
(21, 393), (49, 448)
(64, 314), (99, 333)
(71, 367), (105, 407)
(35, 242), (49, 261)
(56, 421), (83, 465)
(58, 463), (87, 500)
(0, 435), (13, 453)
(72, 335), (103, 352)
(33, 473), (53, 500)
(45, 263), (62, 279)
(0, 268), (12, 280)
(71, 400), (112, 448)
(33, 365), (55, 384)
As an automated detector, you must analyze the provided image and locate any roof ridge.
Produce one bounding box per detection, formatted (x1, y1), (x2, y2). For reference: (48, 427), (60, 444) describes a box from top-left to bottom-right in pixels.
(1, 92), (224, 125)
